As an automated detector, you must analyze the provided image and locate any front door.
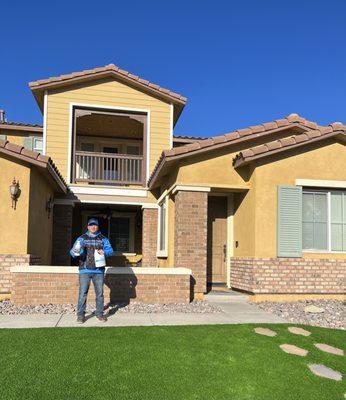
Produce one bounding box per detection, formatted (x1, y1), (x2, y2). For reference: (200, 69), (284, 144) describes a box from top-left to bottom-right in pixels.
(103, 146), (119, 181)
(207, 196), (228, 284)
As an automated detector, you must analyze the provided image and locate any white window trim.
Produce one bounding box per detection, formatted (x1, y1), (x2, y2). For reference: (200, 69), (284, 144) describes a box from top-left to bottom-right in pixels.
(302, 188), (346, 253)
(157, 195), (168, 258)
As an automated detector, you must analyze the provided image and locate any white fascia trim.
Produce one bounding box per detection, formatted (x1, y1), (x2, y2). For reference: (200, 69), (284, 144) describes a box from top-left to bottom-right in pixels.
(296, 179), (346, 189)
(80, 199), (154, 206)
(69, 185), (148, 197)
(169, 103), (174, 149)
(10, 266), (192, 275)
(141, 204), (159, 209)
(172, 185), (211, 194)
(42, 90), (48, 155)
(67, 103), (74, 184)
(157, 189), (168, 204)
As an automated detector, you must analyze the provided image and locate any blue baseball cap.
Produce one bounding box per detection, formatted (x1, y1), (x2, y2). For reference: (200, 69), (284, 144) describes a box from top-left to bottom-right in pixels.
(87, 218), (99, 226)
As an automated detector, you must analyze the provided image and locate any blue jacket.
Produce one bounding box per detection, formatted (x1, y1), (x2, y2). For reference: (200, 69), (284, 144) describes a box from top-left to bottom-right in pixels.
(70, 230), (114, 273)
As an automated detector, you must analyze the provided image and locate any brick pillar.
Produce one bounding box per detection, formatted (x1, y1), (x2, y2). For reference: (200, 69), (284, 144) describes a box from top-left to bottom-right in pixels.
(174, 190), (208, 296)
(52, 204), (73, 265)
(142, 207), (158, 267)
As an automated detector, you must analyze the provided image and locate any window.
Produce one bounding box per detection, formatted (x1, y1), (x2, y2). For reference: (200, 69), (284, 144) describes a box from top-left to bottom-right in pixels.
(33, 137), (43, 152)
(157, 197), (168, 257)
(302, 190), (346, 252)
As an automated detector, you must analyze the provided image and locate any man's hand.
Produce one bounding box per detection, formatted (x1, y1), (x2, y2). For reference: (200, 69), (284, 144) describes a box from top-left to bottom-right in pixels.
(97, 249), (105, 255)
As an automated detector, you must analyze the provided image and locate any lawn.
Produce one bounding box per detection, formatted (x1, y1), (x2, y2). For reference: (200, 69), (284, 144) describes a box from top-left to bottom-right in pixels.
(0, 324), (344, 400)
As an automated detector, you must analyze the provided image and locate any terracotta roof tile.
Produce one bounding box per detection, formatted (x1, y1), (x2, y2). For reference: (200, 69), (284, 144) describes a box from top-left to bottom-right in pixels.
(0, 121), (43, 129)
(0, 140), (67, 192)
(233, 125), (346, 168)
(262, 122), (278, 130)
(148, 113), (345, 187)
(29, 64), (187, 104)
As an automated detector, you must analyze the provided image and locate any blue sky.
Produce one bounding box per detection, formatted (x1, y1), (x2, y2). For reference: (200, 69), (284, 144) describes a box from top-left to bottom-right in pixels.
(1, 0), (345, 137)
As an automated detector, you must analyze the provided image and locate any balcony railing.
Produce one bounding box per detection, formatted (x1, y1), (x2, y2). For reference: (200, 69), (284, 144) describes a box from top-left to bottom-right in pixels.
(75, 151), (144, 185)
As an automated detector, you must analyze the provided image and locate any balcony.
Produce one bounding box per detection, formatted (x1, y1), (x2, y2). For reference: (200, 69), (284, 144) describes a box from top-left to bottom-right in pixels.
(70, 106), (147, 187)
(75, 151), (144, 185)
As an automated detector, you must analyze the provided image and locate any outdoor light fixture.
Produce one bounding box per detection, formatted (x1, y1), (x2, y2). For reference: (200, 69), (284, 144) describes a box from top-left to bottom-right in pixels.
(9, 178), (20, 209)
(46, 197), (54, 218)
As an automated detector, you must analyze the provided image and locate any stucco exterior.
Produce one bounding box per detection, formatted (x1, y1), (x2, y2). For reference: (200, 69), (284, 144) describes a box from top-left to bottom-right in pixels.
(46, 77), (172, 186)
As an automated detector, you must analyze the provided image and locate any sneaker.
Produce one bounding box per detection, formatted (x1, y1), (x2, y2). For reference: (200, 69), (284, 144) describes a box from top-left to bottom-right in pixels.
(96, 315), (108, 322)
(76, 315), (85, 324)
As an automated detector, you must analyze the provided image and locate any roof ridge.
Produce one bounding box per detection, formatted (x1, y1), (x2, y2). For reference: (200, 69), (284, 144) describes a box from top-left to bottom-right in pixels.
(28, 63), (187, 104)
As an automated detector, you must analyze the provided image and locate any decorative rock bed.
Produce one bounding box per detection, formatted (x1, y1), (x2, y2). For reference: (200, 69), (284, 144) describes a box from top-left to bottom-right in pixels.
(0, 300), (223, 315)
(257, 300), (345, 330)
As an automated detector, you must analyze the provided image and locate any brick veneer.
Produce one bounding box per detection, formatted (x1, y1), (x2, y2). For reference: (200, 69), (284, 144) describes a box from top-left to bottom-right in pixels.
(141, 207), (158, 267)
(230, 257), (346, 294)
(11, 270), (191, 305)
(174, 190), (208, 294)
(52, 204), (73, 265)
(0, 254), (41, 294)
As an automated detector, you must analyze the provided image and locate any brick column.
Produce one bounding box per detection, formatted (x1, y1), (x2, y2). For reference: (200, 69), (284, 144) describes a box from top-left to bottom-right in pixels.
(174, 190), (208, 296)
(52, 204), (74, 266)
(141, 207), (158, 267)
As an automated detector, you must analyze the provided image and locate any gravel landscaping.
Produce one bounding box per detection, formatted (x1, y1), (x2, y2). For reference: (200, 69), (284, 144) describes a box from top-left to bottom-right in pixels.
(0, 300), (223, 315)
(257, 300), (345, 330)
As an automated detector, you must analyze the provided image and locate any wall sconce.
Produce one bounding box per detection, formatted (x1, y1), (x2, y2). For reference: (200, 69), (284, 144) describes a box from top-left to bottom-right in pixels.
(9, 178), (20, 210)
(46, 197), (54, 218)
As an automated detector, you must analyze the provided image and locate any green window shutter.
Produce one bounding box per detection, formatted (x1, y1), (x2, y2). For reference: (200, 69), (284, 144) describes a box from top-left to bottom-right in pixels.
(23, 137), (33, 150)
(0, 134), (7, 141)
(277, 185), (302, 258)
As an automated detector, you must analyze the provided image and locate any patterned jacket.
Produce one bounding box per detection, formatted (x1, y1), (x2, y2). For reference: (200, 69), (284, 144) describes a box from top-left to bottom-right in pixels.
(70, 231), (114, 270)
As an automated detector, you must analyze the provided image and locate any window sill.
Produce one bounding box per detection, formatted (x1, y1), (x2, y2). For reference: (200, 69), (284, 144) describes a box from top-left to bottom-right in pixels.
(156, 251), (168, 258)
(112, 252), (137, 257)
(303, 250), (346, 254)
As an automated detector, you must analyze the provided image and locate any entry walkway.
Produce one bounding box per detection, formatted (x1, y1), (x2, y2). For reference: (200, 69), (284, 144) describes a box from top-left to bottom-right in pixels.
(0, 292), (286, 329)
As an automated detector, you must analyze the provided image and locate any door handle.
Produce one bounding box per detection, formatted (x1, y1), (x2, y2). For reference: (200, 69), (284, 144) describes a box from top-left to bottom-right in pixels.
(223, 244), (227, 261)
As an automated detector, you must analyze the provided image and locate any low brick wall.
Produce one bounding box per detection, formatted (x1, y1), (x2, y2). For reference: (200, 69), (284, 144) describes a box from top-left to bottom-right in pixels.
(10, 266), (191, 305)
(230, 257), (346, 294)
(0, 254), (41, 294)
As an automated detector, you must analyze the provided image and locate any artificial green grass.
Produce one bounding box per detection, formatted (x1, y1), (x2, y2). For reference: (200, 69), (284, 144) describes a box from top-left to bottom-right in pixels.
(0, 324), (344, 400)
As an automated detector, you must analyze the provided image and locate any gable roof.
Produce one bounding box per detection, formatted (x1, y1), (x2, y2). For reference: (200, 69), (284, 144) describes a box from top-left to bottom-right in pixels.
(0, 139), (67, 193)
(0, 121), (43, 133)
(148, 113), (344, 188)
(148, 113), (324, 188)
(29, 64), (187, 123)
(233, 123), (346, 167)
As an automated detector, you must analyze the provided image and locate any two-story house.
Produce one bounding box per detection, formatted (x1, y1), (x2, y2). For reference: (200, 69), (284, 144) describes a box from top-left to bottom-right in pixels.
(1, 63), (345, 305)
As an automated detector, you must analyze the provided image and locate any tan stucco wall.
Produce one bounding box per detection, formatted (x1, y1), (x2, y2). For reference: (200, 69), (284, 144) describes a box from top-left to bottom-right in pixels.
(27, 168), (54, 264)
(254, 140), (346, 258)
(46, 77), (171, 188)
(0, 157), (30, 253)
(0, 130), (42, 146)
(161, 138), (346, 261)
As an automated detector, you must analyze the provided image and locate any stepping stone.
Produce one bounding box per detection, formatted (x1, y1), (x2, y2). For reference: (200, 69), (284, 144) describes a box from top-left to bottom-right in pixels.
(254, 327), (277, 337)
(314, 343), (344, 356)
(304, 305), (324, 313)
(288, 326), (311, 336)
(280, 344), (308, 357)
(308, 364), (342, 381)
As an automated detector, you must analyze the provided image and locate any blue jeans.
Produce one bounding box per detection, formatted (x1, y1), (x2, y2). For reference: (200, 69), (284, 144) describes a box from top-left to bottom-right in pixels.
(77, 273), (104, 317)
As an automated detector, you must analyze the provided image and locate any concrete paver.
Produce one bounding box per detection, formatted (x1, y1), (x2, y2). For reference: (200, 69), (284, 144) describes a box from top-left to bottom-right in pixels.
(0, 293), (287, 329)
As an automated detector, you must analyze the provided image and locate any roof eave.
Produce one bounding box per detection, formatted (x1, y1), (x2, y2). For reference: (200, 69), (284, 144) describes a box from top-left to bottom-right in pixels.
(234, 130), (346, 168)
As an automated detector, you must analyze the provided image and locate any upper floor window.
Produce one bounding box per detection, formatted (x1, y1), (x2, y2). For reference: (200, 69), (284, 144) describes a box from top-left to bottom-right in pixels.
(302, 190), (346, 252)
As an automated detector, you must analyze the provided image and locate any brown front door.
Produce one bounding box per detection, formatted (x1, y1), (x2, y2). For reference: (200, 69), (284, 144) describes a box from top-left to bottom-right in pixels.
(207, 196), (228, 284)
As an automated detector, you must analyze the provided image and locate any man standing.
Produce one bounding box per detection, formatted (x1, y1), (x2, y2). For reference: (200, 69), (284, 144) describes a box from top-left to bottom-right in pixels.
(70, 218), (114, 323)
